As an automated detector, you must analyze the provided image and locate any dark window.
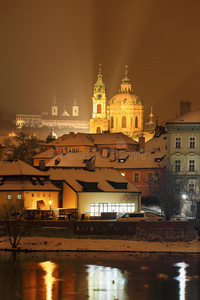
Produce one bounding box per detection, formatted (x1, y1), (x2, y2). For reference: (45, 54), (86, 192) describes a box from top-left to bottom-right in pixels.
(134, 173), (140, 182)
(175, 160), (181, 172)
(175, 137), (181, 149)
(189, 183), (195, 195)
(97, 104), (102, 113)
(122, 116), (126, 128)
(111, 117), (114, 128)
(189, 160), (195, 172)
(189, 137), (195, 148)
(147, 172), (154, 182)
(135, 116), (138, 128)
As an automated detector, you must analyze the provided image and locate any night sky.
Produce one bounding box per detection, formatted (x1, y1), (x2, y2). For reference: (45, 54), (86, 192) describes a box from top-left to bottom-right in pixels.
(1, 0), (200, 124)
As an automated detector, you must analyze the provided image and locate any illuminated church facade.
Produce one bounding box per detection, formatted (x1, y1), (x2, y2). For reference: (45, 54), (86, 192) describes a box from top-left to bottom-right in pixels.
(90, 65), (144, 138)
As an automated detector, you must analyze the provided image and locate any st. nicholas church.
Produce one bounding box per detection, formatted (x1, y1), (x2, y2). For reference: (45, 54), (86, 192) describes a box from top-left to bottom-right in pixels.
(90, 65), (144, 138)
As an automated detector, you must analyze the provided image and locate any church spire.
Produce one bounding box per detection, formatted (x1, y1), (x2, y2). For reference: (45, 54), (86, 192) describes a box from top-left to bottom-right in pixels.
(121, 65), (132, 93)
(94, 63), (106, 94)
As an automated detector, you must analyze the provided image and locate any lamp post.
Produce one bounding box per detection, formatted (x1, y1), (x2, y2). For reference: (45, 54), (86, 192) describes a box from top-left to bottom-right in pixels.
(49, 200), (52, 210)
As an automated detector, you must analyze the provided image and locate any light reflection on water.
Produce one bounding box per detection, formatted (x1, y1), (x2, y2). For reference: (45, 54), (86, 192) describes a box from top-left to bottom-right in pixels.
(173, 262), (190, 300)
(0, 252), (199, 300)
(86, 264), (126, 300)
(39, 261), (58, 300)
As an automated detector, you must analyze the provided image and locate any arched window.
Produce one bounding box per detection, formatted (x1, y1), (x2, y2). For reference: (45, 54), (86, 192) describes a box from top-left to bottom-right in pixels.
(130, 117), (133, 127)
(135, 116), (138, 128)
(111, 117), (114, 128)
(96, 127), (101, 133)
(122, 116), (126, 128)
(97, 104), (102, 113)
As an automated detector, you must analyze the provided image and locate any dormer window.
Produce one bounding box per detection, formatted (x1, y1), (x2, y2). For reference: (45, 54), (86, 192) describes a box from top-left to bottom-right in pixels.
(0, 177), (4, 185)
(39, 177), (44, 185)
(31, 177), (37, 185)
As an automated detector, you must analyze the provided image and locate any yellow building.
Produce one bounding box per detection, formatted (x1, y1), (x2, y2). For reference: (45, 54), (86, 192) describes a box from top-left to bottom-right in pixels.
(90, 65), (144, 138)
(0, 160), (60, 211)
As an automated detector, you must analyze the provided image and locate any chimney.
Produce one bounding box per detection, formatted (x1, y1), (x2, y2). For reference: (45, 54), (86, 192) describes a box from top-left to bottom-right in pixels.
(86, 160), (95, 171)
(139, 135), (145, 151)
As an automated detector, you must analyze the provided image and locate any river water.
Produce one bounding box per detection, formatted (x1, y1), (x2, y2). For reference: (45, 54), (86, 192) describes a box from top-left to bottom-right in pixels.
(0, 251), (199, 300)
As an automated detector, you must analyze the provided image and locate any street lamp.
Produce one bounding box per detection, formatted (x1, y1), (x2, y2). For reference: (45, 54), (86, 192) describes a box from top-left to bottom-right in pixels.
(49, 200), (52, 210)
(182, 194), (187, 200)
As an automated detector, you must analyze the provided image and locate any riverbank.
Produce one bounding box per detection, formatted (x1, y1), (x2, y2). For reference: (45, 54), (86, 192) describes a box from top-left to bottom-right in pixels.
(0, 236), (199, 253)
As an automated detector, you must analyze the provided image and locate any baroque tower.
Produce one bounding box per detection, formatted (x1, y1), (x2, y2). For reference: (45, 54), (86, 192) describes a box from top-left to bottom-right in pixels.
(72, 98), (79, 117)
(51, 94), (58, 116)
(90, 64), (109, 133)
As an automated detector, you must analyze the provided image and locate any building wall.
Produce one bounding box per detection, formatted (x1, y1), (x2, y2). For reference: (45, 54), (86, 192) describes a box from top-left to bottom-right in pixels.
(0, 190), (59, 210)
(117, 168), (165, 198)
(166, 122), (200, 215)
(78, 192), (141, 217)
(63, 182), (77, 209)
(24, 191), (59, 209)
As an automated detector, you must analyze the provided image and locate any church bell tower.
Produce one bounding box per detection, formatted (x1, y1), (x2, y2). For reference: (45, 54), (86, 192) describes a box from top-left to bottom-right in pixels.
(90, 64), (109, 133)
(51, 94), (58, 116)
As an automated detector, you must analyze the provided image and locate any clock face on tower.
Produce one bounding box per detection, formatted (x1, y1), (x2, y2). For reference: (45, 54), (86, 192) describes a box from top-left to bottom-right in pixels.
(97, 94), (102, 100)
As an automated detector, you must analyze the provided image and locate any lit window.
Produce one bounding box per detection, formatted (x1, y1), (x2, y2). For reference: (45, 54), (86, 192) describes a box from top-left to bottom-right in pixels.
(147, 172), (154, 182)
(189, 137), (196, 149)
(133, 173), (140, 182)
(17, 195), (21, 200)
(175, 160), (181, 172)
(189, 160), (195, 172)
(7, 195), (11, 200)
(120, 172), (125, 177)
(175, 137), (182, 149)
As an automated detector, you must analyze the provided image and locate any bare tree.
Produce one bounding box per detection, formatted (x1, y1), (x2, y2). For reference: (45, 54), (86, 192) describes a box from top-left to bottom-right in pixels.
(150, 168), (186, 220)
(4, 132), (45, 164)
(0, 201), (32, 248)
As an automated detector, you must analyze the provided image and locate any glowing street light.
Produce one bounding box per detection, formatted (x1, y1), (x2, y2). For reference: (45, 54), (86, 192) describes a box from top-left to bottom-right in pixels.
(182, 194), (187, 200)
(49, 200), (52, 209)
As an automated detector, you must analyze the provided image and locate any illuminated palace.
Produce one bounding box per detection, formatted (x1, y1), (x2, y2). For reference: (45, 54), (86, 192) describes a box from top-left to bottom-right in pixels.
(90, 65), (144, 138)
(16, 97), (89, 130)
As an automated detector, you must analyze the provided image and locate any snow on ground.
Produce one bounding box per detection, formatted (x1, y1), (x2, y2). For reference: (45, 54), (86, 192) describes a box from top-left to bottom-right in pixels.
(0, 237), (199, 253)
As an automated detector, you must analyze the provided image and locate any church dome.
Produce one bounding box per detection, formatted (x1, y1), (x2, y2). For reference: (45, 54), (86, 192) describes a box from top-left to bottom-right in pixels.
(46, 128), (58, 143)
(109, 66), (142, 106)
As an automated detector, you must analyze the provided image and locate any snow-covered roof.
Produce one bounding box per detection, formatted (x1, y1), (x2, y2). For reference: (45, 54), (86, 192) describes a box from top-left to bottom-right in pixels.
(0, 177), (60, 191)
(166, 107), (200, 124)
(0, 160), (49, 176)
(145, 133), (167, 152)
(90, 132), (138, 145)
(47, 133), (95, 147)
(33, 147), (56, 159)
(46, 149), (166, 169)
(48, 168), (140, 193)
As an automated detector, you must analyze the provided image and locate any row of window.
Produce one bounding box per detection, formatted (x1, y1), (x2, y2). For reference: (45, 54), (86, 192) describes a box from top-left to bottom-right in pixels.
(175, 136), (197, 149)
(110, 116), (138, 129)
(90, 203), (135, 217)
(7, 193), (52, 200)
(7, 195), (21, 200)
(174, 159), (196, 172)
(121, 172), (160, 182)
